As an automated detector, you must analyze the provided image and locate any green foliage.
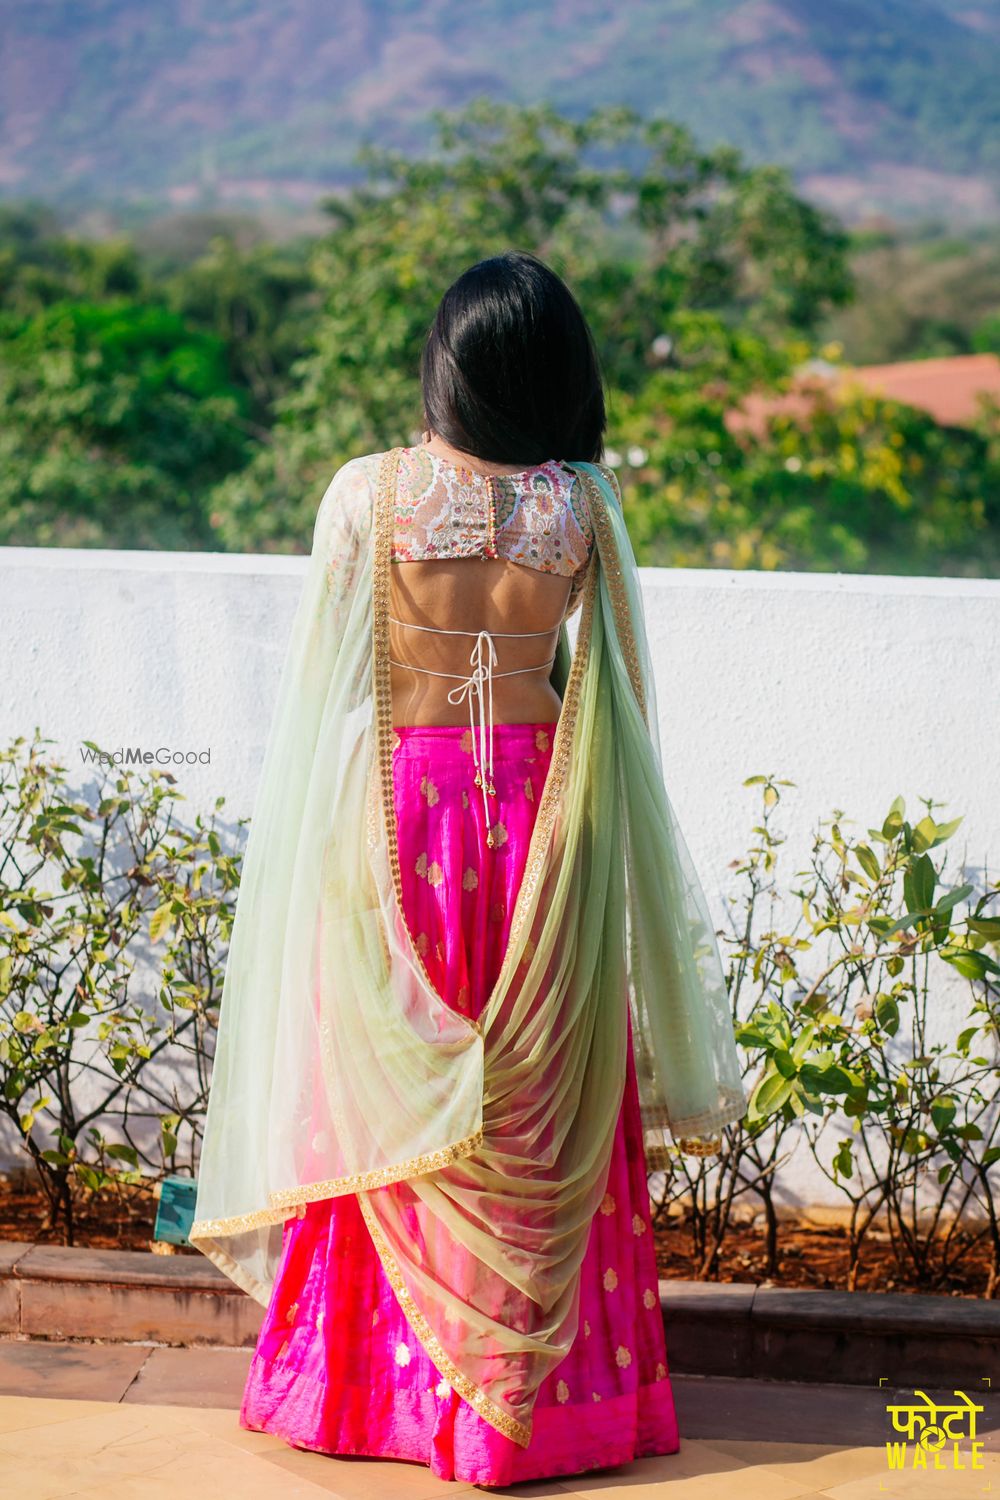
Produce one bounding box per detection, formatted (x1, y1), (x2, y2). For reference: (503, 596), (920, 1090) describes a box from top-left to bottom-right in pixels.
(612, 357), (1000, 573)
(1, 103), (999, 573)
(656, 777), (1000, 1293)
(825, 223), (1000, 364)
(0, 731), (243, 1243)
(208, 100), (851, 550)
(0, 296), (249, 547)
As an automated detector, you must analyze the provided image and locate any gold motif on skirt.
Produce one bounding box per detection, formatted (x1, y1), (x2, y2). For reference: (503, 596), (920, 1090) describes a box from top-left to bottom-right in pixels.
(655, 1362), (667, 1381)
(462, 866), (478, 891)
(616, 1344), (632, 1368)
(394, 1341), (411, 1366)
(632, 1213), (647, 1235)
(420, 775), (440, 805)
(285, 1300), (299, 1324)
(603, 1266), (619, 1291)
(556, 1379), (570, 1404)
(460, 728), (474, 753)
(490, 901), (506, 923)
(461, 788), (469, 808)
(415, 851), (428, 878)
(427, 859), (444, 887)
(584, 1318), (591, 1337)
(599, 1192), (616, 1215)
(524, 777), (534, 802)
(643, 1287), (657, 1309)
(534, 729), (550, 751)
(415, 930), (429, 955)
(489, 820), (508, 847)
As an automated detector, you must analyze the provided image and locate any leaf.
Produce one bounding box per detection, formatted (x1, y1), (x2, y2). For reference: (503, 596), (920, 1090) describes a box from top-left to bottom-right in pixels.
(790, 1024), (816, 1063)
(149, 904), (174, 942)
(881, 798), (906, 840)
(912, 816), (939, 853)
(904, 853), (935, 916)
(956, 1026), (979, 1054)
(773, 1048), (797, 1078)
(749, 1070), (794, 1120)
(832, 1139), (854, 1180)
(800, 1063), (858, 1095)
(875, 994), (900, 1036)
(855, 845), (880, 882)
(930, 883), (974, 916)
(942, 949), (1000, 981)
(106, 1143), (139, 1165)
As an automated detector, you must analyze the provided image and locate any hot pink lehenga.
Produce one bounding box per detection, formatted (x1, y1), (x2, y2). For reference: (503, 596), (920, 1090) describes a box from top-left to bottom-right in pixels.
(239, 720), (681, 1486)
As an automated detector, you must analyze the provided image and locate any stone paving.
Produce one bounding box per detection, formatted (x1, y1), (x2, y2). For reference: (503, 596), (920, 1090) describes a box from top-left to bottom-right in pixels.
(1, 1341), (998, 1497)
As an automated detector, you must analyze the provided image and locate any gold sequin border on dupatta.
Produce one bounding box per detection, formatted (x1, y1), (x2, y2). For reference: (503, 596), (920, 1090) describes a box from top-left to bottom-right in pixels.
(354, 448), (604, 1450)
(588, 463), (724, 1162)
(588, 462), (647, 724)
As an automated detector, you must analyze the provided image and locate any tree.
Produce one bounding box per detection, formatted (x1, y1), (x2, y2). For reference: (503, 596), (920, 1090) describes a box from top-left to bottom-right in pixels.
(207, 98), (852, 550)
(0, 299), (248, 548)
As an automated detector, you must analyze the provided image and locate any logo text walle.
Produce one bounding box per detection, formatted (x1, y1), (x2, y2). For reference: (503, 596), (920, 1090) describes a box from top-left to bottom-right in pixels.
(885, 1389), (985, 1471)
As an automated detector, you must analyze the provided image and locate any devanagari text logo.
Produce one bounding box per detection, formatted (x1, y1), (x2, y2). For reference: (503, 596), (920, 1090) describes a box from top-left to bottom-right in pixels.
(885, 1389), (984, 1471)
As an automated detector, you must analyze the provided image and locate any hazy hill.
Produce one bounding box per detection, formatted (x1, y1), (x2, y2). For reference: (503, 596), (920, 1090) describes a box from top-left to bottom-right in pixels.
(1, 0), (998, 223)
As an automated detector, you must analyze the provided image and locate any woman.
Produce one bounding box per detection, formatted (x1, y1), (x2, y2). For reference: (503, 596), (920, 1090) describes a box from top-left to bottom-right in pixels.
(190, 250), (745, 1487)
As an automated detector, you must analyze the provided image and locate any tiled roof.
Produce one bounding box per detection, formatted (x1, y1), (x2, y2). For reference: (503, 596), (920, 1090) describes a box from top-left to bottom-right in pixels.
(726, 353), (1000, 434)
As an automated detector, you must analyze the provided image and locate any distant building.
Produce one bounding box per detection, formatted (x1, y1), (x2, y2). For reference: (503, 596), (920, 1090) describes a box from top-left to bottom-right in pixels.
(726, 353), (1000, 436)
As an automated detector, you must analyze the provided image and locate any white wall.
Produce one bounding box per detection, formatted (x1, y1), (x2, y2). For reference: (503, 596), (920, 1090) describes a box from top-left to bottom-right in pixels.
(1, 546), (998, 1208)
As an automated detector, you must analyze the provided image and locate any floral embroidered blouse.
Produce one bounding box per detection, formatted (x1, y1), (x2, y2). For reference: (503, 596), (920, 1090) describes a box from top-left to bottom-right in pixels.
(390, 445), (595, 619)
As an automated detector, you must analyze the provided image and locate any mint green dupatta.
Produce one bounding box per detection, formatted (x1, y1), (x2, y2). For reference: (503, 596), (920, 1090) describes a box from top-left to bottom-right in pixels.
(190, 450), (745, 1448)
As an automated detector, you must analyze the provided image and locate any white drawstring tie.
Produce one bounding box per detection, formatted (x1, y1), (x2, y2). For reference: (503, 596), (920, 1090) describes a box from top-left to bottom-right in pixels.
(387, 614), (557, 849)
(445, 630), (499, 840)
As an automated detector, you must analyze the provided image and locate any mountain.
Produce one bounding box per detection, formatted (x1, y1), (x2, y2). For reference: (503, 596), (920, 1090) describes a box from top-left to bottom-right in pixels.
(1, 0), (998, 223)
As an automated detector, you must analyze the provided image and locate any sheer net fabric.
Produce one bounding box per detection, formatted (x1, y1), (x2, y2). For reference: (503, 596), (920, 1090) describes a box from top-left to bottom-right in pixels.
(190, 450), (746, 1449)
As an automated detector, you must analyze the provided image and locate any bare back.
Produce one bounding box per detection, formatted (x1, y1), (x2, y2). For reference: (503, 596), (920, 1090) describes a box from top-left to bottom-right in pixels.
(389, 558), (572, 726)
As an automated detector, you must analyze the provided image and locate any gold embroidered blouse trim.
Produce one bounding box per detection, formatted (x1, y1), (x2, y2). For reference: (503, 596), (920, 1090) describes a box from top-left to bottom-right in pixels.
(388, 614), (557, 841)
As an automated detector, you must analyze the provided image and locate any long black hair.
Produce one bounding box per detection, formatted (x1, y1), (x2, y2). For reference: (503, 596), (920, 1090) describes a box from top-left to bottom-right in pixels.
(419, 250), (606, 465)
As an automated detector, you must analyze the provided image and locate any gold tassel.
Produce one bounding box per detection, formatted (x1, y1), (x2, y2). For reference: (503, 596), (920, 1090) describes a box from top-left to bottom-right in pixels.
(486, 830), (495, 848)
(474, 771), (482, 788)
(678, 1135), (723, 1157)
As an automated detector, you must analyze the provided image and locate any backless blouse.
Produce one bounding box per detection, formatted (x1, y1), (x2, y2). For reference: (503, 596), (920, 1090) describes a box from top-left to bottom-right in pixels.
(387, 445), (597, 834)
